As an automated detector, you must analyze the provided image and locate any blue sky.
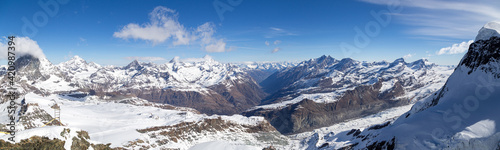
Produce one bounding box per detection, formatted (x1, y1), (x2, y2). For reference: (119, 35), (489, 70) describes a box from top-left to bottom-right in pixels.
(1, 0), (499, 66)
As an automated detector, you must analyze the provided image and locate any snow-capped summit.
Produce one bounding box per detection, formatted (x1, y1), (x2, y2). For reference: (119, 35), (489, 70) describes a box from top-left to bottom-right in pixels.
(71, 55), (85, 63)
(408, 58), (434, 69)
(124, 60), (142, 70)
(202, 54), (214, 62)
(169, 56), (180, 63)
(58, 55), (89, 70)
(475, 21), (500, 41)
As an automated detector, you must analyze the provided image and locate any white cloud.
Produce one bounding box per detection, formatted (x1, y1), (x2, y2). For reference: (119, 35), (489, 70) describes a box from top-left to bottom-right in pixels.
(265, 41), (270, 46)
(403, 53), (414, 59)
(124, 56), (166, 62)
(77, 37), (88, 46)
(114, 6), (192, 46)
(0, 37), (46, 60)
(272, 47), (281, 53)
(437, 40), (474, 55)
(274, 40), (281, 45)
(360, 0), (500, 39)
(114, 6), (230, 52)
(196, 22), (231, 52)
(205, 40), (228, 52)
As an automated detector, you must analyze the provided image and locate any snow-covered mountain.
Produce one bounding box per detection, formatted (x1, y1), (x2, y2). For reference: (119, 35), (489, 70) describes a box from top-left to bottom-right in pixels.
(2, 55), (265, 115)
(233, 61), (298, 83)
(303, 21), (500, 149)
(245, 55), (454, 134)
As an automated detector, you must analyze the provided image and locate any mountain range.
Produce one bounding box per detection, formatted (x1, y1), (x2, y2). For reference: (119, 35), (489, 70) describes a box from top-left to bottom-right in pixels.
(0, 20), (499, 150)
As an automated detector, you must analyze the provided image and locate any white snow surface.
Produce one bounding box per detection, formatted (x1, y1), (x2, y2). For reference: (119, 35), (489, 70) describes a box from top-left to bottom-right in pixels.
(0, 92), (282, 149)
(475, 21), (500, 41)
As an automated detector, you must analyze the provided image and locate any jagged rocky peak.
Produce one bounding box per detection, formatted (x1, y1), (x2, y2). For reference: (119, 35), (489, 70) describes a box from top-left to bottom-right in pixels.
(392, 57), (405, 64)
(14, 54), (52, 70)
(313, 55), (336, 64)
(15, 54), (40, 69)
(125, 59), (142, 70)
(13, 54), (52, 81)
(169, 56), (180, 63)
(475, 21), (500, 41)
(338, 58), (356, 65)
(459, 21), (500, 73)
(408, 58), (433, 69)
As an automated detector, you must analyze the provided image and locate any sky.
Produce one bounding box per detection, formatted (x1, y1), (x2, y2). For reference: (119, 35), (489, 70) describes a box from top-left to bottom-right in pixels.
(1, 0), (499, 66)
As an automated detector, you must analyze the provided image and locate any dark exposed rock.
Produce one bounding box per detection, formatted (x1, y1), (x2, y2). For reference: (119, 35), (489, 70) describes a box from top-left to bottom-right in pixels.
(245, 80), (410, 134)
(367, 121), (391, 131)
(459, 36), (500, 74)
(94, 78), (265, 115)
(0, 136), (65, 150)
(365, 137), (396, 150)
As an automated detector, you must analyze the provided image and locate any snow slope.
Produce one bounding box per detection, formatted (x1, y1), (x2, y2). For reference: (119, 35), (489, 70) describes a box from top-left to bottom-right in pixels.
(0, 92), (289, 149)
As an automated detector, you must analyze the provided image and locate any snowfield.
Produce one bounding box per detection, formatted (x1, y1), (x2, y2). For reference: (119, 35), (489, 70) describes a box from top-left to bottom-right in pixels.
(0, 93), (289, 149)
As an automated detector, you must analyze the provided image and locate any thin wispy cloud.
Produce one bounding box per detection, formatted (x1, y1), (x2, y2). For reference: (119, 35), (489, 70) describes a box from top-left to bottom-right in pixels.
(403, 53), (414, 59)
(114, 6), (232, 52)
(196, 22), (232, 52)
(436, 40), (473, 55)
(273, 40), (281, 45)
(265, 39), (282, 53)
(360, 0), (500, 39)
(272, 47), (281, 53)
(265, 27), (296, 38)
(77, 37), (88, 46)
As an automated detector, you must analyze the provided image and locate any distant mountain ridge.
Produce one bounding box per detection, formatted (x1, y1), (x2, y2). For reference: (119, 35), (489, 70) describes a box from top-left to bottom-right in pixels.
(3, 55), (266, 115)
(245, 55), (454, 134)
(232, 61), (298, 83)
